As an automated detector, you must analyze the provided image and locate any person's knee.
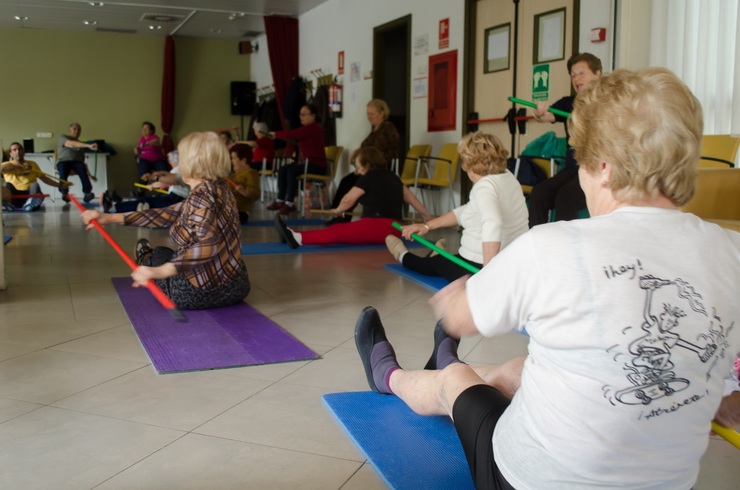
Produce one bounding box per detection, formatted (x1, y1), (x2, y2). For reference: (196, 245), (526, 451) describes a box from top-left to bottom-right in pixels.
(438, 362), (479, 406)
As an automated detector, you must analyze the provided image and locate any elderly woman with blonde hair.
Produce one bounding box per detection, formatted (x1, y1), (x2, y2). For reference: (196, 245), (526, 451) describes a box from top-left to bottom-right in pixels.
(385, 131), (528, 282)
(81, 131), (250, 310)
(355, 68), (739, 489)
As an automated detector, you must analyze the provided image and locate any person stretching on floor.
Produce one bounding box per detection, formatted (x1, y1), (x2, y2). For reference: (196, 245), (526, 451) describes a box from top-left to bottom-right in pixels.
(274, 146), (432, 248)
(81, 131), (250, 310)
(354, 68), (740, 490)
(386, 131), (528, 282)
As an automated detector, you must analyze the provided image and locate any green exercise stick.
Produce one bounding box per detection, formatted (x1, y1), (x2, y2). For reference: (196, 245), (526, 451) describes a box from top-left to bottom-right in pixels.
(392, 222), (480, 275)
(509, 96), (571, 118)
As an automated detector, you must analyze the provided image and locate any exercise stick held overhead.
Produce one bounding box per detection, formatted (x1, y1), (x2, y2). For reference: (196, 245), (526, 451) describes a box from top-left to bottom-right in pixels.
(68, 193), (185, 321)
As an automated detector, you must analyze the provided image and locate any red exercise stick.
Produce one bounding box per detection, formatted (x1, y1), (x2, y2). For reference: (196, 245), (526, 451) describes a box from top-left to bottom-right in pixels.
(68, 194), (185, 321)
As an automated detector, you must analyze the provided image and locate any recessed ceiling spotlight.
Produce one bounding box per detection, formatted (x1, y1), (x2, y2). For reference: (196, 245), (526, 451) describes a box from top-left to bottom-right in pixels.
(83, 20), (97, 26)
(148, 25), (162, 30)
(89, 2), (104, 6)
(228, 12), (246, 21)
(210, 28), (222, 34)
(14, 15), (29, 21)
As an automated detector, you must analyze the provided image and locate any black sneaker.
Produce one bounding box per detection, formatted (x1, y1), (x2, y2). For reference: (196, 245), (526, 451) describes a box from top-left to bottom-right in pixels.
(134, 238), (153, 265)
(83, 192), (95, 203)
(61, 192), (70, 203)
(102, 191), (113, 213)
(111, 190), (123, 203)
(274, 214), (299, 248)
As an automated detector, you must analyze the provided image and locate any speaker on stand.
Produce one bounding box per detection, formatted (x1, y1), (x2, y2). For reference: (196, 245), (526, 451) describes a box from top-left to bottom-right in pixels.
(231, 81), (256, 140)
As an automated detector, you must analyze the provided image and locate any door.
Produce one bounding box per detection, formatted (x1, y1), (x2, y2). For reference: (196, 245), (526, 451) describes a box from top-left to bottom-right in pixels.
(373, 16), (411, 155)
(468, 0), (577, 157)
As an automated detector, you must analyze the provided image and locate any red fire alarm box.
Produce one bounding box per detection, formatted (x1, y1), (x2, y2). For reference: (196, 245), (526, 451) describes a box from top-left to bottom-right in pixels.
(428, 50), (457, 132)
(590, 27), (606, 43)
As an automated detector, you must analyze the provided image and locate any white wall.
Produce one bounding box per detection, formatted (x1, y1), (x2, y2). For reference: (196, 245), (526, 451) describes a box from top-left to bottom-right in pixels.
(578, 0), (615, 71)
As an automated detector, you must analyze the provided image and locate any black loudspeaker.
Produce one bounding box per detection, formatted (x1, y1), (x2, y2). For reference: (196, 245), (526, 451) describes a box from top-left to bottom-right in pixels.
(231, 81), (256, 115)
(23, 138), (35, 153)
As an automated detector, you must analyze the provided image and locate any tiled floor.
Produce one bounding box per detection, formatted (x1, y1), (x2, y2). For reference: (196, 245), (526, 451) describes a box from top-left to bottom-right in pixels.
(0, 201), (737, 489)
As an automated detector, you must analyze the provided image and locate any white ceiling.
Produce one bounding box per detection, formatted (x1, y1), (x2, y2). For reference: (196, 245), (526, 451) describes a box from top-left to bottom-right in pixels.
(0, 0), (330, 39)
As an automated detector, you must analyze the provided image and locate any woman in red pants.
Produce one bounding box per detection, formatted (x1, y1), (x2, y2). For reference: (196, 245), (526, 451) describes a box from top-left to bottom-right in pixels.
(274, 146), (431, 247)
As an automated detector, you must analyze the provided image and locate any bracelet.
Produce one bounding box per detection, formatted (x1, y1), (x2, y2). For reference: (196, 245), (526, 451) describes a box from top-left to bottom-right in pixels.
(423, 223), (430, 231)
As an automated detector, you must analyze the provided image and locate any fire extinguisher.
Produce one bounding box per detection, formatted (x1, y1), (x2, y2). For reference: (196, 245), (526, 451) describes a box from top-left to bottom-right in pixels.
(329, 83), (343, 117)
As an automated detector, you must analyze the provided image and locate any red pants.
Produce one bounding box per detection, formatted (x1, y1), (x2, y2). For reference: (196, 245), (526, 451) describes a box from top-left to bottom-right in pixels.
(299, 218), (400, 245)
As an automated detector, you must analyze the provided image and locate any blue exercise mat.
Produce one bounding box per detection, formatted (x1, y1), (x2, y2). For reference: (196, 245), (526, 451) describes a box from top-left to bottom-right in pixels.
(3, 235), (12, 245)
(383, 263), (450, 292)
(241, 240), (420, 256)
(323, 391), (474, 490)
(244, 218), (326, 227)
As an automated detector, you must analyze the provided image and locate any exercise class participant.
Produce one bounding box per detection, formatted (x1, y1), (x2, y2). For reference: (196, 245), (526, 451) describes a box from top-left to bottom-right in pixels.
(356, 68), (739, 489)
(386, 132), (528, 282)
(274, 146), (431, 248)
(81, 132), (250, 310)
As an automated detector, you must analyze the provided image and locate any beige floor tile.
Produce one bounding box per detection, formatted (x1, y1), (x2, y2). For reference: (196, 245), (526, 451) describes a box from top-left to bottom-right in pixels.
(51, 324), (150, 364)
(53, 367), (272, 431)
(0, 340), (40, 362)
(0, 396), (43, 424)
(96, 433), (362, 490)
(340, 463), (388, 490)
(0, 349), (146, 404)
(0, 406), (183, 490)
(281, 342), (374, 392)
(196, 382), (364, 461)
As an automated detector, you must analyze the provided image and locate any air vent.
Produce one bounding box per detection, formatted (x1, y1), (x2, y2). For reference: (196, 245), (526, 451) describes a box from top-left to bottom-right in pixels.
(241, 30), (262, 38)
(140, 13), (184, 23)
(96, 27), (137, 34)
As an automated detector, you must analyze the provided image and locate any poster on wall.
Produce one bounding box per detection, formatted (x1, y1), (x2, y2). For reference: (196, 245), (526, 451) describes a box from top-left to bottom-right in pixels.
(413, 77), (428, 99)
(439, 18), (449, 49)
(350, 62), (361, 83)
(414, 34), (429, 57)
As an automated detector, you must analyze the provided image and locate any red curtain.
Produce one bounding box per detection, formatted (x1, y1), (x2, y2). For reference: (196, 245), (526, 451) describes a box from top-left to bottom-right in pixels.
(161, 35), (176, 154)
(264, 15), (299, 130)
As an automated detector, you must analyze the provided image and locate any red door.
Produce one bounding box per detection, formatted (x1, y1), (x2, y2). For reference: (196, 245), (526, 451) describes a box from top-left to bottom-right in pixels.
(428, 50), (457, 131)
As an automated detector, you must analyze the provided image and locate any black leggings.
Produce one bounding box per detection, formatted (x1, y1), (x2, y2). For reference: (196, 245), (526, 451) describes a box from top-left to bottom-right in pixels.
(527, 167), (586, 227)
(142, 246), (251, 310)
(453, 384), (515, 490)
(401, 253), (482, 283)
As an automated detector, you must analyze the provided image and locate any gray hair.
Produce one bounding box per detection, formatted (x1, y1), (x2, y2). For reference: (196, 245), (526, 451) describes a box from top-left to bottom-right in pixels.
(253, 122), (268, 135)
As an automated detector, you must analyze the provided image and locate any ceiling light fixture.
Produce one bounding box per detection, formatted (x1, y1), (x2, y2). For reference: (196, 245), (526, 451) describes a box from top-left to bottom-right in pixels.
(228, 12), (246, 21)
(83, 20), (97, 26)
(14, 15), (29, 21)
(148, 25), (162, 30)
(210, 28), (222, 34)
(89, 2), (104, 6)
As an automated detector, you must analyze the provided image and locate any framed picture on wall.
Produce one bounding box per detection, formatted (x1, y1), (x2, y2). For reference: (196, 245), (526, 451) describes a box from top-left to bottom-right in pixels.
(484, 23), (510, 73)
(534, 8), (566, 64)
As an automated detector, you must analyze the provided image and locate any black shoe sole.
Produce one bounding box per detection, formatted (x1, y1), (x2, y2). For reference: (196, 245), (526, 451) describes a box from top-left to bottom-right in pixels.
(424, 320), (461, 370)
(354, 306), (388, 393)
(274, 214), (299, 248)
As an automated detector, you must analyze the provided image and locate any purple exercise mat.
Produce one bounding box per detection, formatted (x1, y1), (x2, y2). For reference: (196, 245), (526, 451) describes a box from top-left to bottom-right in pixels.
(112, 277), (319, 374)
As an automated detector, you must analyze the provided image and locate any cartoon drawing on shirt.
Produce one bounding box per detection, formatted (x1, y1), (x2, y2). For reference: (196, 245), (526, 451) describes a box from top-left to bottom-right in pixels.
(611, 275), (727, 406)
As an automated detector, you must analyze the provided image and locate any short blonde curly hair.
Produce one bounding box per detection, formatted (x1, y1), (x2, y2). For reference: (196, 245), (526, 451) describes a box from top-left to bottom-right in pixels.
(458, 131), (509, 176)
(177, 132), (232, 181)
(570, 68), (702, 206)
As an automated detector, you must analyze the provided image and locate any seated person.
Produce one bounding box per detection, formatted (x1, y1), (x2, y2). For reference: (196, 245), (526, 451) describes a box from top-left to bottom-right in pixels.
(274, 147), (431, 248)
(82, 132), (250, 310)
(228, 144), (260, 224)
(245, 122), (276, 171)
(56, 122), (97, 203)
(355, 68), (739, 490)
(134, 121), (169, 183)
(2, 141), (69, 211)
(528, 52), (602, 227)
(266, 103), (326, 215)
(386, 132), (528, 282)
(219, 130), (235, 149)
(103, 151), (187, 213)
(329, 99), (400, 224)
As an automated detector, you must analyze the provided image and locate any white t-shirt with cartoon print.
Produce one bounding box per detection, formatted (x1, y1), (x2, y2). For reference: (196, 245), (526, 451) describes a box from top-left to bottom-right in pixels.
(466, 207), (740, 490)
